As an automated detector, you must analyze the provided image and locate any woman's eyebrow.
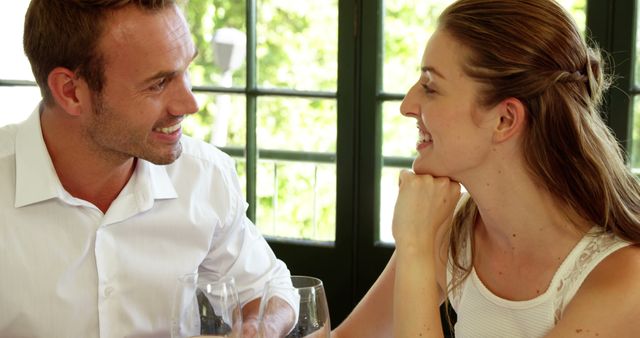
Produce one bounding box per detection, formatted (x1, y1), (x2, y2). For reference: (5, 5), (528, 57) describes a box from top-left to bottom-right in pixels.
(421, 66), (446, 80)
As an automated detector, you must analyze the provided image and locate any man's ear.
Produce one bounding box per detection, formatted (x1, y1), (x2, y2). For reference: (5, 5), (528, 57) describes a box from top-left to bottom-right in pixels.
(47, 67), (86, 116)
(493, 97), (526, 143)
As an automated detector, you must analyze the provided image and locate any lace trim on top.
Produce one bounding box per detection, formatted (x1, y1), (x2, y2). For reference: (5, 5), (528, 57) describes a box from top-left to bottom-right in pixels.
(447, 226), (630, 314)
(552, 231), (629, 323)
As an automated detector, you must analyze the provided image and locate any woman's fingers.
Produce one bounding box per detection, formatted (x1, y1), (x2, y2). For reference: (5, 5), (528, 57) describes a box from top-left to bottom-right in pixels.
(392, 170), (460, 247)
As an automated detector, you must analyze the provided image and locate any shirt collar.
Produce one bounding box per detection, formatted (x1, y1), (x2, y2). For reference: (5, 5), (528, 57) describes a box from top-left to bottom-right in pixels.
(14, 106), (63, 208)
(102, 159), (177, 225)
(14, 105), (178, 209)
(142, 159), (178, 201)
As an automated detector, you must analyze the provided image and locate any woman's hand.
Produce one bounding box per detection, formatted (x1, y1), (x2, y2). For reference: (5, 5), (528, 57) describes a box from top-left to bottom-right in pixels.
(391, 169), (460, 252)
(391, 170), (459, 338)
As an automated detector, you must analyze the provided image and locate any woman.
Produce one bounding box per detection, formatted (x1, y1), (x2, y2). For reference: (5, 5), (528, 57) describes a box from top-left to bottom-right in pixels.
(333, 0), (640, 337)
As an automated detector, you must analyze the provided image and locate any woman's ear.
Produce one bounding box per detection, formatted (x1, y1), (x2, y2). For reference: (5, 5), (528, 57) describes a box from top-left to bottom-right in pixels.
(493, 97), (526, 143)
(47, 67), (86, 116)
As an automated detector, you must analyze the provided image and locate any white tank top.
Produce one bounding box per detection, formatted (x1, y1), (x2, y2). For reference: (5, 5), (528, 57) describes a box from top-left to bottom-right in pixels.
(446, 227), (631, 338)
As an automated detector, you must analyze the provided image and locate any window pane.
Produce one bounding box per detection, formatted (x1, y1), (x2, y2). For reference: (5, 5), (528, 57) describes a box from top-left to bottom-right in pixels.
(631, 96), (640, 170)
(636, 0), (640, 87)
(379, 167), (402, 243)
(256, 161), (336, 241)
(557, 0), (587, 33)
(186, 0), (247, 88)
(0, 0), (34, 81)
(257, 97), (337, 153)
(255, 95), (337, 241)
(235, 158), (248, 202)
(257, 0), (338, 91)
(184, 93), (246, 148)
(382, 101), (417, 158)
(0, 86), (41, 127)
(383, 0), (454, 94)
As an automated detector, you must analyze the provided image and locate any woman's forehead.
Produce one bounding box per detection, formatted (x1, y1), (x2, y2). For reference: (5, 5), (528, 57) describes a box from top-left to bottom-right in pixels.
(421, 29), (468, 82)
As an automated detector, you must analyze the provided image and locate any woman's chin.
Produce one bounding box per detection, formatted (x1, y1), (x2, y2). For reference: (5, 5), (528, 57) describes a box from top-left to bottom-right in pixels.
(411, 160), (450, 178)
(411, 161), (434, 175)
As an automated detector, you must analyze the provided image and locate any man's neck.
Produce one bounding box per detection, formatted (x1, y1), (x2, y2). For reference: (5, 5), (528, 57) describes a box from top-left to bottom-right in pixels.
(40, 107), (137, 213)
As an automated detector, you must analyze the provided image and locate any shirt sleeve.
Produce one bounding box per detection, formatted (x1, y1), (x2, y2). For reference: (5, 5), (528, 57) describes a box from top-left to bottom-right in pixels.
(198, 158), (292, 306)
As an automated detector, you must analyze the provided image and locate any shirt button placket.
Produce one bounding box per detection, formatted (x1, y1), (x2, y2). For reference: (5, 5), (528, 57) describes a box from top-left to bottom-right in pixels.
(96, 226), (116, 338)
(103, 286), (115, 298)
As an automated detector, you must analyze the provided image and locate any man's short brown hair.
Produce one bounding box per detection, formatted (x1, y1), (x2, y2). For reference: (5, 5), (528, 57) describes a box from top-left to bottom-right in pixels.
(24, 0), (177, 106)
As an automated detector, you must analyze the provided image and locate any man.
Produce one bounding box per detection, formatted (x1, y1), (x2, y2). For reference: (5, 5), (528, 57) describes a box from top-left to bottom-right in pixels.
(0, 1), (294, 337)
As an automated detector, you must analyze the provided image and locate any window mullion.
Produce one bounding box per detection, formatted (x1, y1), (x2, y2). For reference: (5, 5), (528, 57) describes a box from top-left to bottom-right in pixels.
(587, 0), (637, 152)
(608, 0), (636, 153)
(246, 0), (258, 221)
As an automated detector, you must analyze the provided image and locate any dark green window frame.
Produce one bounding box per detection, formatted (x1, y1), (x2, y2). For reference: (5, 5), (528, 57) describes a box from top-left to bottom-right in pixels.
(587, 1), (637, 152)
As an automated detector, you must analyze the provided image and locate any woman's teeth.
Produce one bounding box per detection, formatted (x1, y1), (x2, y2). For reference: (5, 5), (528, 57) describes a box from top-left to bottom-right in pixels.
(418, 129), (432, 143)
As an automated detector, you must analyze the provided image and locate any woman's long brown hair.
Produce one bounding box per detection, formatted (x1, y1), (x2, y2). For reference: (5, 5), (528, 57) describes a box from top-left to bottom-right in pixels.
(439, 0), (640, 300)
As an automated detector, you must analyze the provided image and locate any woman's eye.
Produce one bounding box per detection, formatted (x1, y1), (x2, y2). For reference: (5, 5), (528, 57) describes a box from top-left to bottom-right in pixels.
(421, 83), (436, 94)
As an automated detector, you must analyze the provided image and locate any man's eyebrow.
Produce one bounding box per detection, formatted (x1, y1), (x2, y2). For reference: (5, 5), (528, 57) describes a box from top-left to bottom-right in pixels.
(140, 49), (199, 85)
(421, 66), (446, 80)
(142, 70), (176, 85)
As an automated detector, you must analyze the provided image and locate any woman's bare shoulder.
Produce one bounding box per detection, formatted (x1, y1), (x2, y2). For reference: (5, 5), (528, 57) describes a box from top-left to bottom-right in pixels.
(547, 244), (640, 337)
(586, 244), (640, 288)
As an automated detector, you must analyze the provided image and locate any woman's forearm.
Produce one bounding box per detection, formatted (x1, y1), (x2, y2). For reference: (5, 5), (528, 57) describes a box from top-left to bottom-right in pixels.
(394, 247), (443, 338)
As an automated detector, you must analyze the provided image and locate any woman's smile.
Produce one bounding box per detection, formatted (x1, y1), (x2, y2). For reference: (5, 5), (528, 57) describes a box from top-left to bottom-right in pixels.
(416, 123), (432, 150)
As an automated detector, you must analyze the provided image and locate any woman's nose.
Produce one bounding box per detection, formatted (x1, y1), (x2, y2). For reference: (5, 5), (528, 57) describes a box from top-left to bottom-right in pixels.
(400, 82), (420, 118)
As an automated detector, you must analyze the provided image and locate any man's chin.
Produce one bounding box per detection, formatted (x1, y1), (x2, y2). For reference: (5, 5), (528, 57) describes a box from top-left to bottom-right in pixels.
(148, 157), (179, 165)
(142, 143), (182, 165)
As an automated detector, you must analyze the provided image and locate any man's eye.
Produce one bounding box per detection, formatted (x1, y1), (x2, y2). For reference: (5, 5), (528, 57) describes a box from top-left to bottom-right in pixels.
(150, 78), (168, 91)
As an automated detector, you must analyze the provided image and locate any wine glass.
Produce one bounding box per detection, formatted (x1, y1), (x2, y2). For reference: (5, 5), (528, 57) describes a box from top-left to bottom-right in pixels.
(172, 273), (242, 338)
(258, 275), (330, 338)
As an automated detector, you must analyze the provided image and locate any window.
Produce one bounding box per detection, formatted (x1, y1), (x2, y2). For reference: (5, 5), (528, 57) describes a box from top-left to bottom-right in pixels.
(185, 0), (339, 242)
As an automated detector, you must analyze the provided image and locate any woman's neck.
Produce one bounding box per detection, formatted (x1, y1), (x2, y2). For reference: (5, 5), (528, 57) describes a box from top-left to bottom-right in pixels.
(461, 159), (590, 255)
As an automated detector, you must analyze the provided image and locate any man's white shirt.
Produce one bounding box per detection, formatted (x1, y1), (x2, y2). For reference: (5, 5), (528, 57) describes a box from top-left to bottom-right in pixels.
(0, 108), (290, 338)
